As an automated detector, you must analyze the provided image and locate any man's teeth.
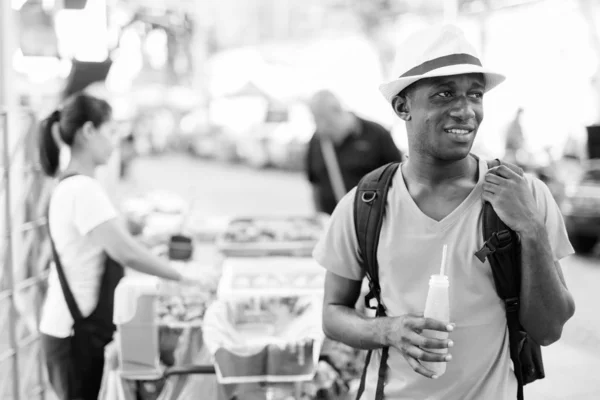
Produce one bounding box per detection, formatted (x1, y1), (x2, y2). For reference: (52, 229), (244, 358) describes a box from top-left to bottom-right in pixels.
(446, 129), (470, 134)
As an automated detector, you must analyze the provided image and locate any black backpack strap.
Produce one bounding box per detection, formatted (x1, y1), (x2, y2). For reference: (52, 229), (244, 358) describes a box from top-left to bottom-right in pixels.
(353, 162), (399, 312)
(47, 211), (84, 323)
(474, 159), (524, 263)
(353, 162), (399, 400)
(477, 159), (529, 400)
(47, 173), (85, 323)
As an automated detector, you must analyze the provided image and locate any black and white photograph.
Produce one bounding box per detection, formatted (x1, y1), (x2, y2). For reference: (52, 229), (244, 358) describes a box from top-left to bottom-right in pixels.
(0, 0), (599, 399)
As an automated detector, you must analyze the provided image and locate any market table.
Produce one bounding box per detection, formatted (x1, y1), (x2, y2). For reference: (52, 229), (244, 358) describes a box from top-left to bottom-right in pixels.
(99, 242), (359, 400)
(100, 197), (364, 400)
(99, 241), (222, 400)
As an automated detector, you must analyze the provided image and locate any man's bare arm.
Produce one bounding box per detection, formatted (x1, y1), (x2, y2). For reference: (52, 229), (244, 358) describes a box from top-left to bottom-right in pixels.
(518, 224), (575, 345)
(482, 165), (575, 346)
(322, 270), (454, 380)
(322, 271), (390, 349)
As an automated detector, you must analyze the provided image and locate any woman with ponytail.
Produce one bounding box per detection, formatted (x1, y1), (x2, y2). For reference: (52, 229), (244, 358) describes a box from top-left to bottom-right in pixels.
(38, 93), (199, 400)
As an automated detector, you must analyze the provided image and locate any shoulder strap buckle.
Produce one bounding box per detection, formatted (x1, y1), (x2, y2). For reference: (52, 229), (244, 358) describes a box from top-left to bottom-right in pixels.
(474, 235), (498, 262)
(475, 230), (513, 262)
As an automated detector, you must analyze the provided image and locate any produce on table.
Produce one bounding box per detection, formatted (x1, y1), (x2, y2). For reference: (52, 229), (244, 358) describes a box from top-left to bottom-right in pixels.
(157, 293), (208, 326)
(222, 217), (325, 243)
(157, 266), (220, 326)
(231, 271), (324, 290)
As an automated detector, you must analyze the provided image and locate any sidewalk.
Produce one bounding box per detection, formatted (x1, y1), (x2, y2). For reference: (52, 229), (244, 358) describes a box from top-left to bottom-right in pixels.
(525, 340), (600, 400)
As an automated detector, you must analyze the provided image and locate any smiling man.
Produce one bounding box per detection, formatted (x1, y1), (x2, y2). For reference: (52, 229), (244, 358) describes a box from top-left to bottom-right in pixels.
(313, 25), (575, 400)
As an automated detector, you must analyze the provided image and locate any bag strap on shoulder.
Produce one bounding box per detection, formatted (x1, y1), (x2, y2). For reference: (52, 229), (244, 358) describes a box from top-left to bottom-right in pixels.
(353, 162), (399, 400)
(353, 162), (399, 313)
(474, 159), (524, 263)
(478, 159), (530, 400)
(47, 173), (85, 323)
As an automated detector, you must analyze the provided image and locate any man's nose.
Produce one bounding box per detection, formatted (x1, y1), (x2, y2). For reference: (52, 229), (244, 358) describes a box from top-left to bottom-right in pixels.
(449, 96), (476, 121)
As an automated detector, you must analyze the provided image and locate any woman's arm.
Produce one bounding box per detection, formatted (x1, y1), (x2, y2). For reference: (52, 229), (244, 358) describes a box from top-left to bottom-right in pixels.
(88, 218), (183, 281)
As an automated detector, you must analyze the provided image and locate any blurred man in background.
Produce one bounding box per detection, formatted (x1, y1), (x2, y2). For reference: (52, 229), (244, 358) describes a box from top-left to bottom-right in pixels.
(305, 90), (402, 214)
(504, 107), (525, 166)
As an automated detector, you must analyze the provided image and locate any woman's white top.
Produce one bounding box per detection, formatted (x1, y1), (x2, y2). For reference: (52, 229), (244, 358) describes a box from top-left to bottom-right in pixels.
(39, 175), (118, 338)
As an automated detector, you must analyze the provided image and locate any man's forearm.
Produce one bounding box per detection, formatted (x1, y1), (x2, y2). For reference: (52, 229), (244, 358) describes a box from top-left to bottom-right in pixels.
(323, 304), (390, 350)
(519, 222), (575, 345)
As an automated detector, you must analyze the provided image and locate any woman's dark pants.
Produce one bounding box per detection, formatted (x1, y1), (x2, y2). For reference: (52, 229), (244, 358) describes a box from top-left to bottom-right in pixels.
(41, 334), (105, 400)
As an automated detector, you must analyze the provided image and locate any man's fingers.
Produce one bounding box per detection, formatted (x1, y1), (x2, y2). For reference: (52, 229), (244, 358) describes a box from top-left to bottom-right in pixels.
(481, 189), (497, 204)
(484, 173), (504, 185)
(411, 317), (454, 332)
(490, 165), (519, 179)
(408, 331), (454, 350)
(404, 354), (438, 379)
(482, 183), (497, 196)
(406, 345), (452, 363)
(481, 182), (505, 194)
(402, 314), (423, 329)
(421, 349), (452, 363)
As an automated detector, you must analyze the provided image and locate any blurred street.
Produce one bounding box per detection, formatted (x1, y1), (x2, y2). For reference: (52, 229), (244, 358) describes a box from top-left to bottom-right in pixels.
(120, 153), (600, 400)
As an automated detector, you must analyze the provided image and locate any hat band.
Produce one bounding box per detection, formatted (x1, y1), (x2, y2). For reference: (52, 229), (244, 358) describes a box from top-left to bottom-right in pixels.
(400, 53), (482, 78)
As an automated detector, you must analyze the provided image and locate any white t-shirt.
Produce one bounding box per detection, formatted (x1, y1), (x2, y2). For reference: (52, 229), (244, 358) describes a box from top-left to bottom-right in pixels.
(313, 157), (574, 400)
(39, 175), (118, 338)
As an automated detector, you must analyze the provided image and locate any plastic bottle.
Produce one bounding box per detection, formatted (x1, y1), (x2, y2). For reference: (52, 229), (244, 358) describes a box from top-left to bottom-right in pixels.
(420, 274), (450, 377)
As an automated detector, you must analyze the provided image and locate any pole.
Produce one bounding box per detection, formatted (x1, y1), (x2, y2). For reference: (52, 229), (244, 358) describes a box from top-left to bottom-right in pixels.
(2, 109), (20, 400)
(0, 1), (20, 398)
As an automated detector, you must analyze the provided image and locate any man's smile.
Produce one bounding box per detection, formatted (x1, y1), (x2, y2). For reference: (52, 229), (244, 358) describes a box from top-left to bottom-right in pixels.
(443, 125), (475, 142)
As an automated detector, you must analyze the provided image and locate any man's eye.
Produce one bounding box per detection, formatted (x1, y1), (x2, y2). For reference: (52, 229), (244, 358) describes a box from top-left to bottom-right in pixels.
(469, 92), (484, 99)
(437, 91), (453, 98)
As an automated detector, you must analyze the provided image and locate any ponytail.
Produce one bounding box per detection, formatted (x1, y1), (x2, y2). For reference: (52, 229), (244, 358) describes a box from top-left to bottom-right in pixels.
(38, 110), (61, 177)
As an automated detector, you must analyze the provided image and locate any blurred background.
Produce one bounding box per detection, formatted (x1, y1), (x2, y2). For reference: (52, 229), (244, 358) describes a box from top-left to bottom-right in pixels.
(9, 0), (600, 172)
(1, 0), (600, 399)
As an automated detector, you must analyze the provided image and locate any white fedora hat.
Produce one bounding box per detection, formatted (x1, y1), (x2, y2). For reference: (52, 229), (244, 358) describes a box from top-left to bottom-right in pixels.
(379, 24), (506, 104)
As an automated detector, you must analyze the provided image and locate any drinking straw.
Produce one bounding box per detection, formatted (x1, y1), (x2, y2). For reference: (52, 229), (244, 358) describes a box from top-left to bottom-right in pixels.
(440, 244), (448, 276)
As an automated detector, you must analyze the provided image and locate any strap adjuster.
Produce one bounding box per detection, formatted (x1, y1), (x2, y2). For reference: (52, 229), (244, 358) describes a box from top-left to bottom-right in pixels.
(364, 282), (385, 315)
(475, 230), (512, 262)
(364, 290), (377, 310)
(505, 297), (519, 313)
(474, 238), (497, 262)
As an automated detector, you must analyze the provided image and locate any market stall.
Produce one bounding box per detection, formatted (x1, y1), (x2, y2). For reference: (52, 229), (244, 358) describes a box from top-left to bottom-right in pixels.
(99, 193), (363, 400)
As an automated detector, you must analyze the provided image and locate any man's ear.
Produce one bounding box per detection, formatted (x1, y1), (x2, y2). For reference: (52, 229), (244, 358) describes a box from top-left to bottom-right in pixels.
(392, 95), (411, 122)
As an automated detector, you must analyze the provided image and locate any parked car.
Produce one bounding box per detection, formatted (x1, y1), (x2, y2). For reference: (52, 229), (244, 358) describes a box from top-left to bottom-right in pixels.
(560, 161), (600, 254)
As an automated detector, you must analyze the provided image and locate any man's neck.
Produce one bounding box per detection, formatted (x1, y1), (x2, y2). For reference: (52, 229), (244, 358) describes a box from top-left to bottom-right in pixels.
(402, 153), (478, 187)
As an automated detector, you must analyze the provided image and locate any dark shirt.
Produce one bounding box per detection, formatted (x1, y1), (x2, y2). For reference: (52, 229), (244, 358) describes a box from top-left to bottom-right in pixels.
(306, 116), (403, 214)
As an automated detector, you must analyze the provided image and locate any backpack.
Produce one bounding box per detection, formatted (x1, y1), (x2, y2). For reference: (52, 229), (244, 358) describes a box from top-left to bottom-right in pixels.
(352, 158), (544, 400)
